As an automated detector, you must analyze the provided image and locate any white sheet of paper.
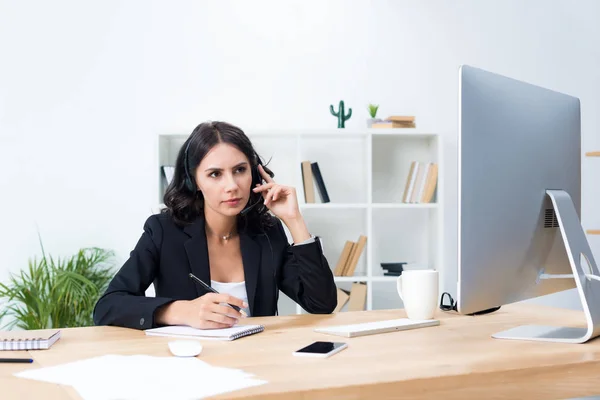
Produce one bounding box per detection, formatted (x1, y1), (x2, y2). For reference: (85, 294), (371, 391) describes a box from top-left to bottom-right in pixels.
(14, 354), (267, 400)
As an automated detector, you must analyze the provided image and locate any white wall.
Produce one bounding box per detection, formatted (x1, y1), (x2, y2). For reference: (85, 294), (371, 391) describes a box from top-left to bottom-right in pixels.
(1, 0), (599, 310)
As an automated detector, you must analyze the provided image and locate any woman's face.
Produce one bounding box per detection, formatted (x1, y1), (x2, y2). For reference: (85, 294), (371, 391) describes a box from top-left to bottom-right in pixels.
(195, 143), (253, 218)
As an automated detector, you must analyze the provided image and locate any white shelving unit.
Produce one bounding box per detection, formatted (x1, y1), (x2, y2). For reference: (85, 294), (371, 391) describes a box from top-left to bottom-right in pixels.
(157, 129), (443, 316)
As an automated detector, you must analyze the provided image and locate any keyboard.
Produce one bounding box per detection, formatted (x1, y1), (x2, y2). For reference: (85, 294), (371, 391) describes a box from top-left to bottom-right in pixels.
(314, 318), (440, 338)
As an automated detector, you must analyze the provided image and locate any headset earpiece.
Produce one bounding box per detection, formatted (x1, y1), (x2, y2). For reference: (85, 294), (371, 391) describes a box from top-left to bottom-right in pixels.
(252, 165), (260, 186)
(183, 141), (196, 192)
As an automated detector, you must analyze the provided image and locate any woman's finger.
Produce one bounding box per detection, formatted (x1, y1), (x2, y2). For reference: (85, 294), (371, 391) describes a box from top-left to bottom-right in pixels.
(212, 303), (242, 320)
(196, 320), (231, 330)
(204, 307), (238, 325)
(272, 186), (285, 202)
(253, 182), (275, 193)
(264, 187), (276, 205)
(257, 164), (274, 183)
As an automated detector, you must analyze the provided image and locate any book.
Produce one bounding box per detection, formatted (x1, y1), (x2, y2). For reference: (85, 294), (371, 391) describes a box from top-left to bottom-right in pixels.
(334, 288), (351, 313)
(333, 241), (355, 276)
(383, 272), (402, 276)
(310, 162), (330, 203)
(410, 164), (426, 203)
(371, 121), (416, 128)
(0, 329), (61, 351)
(402, 161), (417, 203)
(144, 324), (264, 341)
(420, 163), (438, 203)
(300, 161), (315, 203)
(347, 282), (367, 311)
(161, 165), (175, 185)
(387, 116), (416, 122)
(342, 235), (367, 276)
(403, 161), (420, 203)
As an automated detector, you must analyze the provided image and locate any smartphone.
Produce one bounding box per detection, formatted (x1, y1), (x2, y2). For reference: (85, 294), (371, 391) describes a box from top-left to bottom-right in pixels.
(292, 341), (348, 358)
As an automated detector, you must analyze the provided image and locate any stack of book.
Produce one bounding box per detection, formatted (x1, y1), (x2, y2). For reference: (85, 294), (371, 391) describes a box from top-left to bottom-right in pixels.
(334, 283), (367, 313)
(380, 262), (428, 276)
(402, 161), (438, 203)
(331, 235), (368, 313)
(371, 116), (416, 128)
(380, 262), (405, 277)
(301, 161), (329, 203)
(333, 235), (368, 277)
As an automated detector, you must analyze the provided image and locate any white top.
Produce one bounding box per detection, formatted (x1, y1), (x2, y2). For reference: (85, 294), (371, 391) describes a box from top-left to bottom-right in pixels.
(211, 280), (251, 317)
(206, 235), (316, 319)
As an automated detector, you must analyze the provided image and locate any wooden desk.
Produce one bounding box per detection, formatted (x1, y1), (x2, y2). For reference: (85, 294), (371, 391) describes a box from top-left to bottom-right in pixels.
(3, 303), (600, 399)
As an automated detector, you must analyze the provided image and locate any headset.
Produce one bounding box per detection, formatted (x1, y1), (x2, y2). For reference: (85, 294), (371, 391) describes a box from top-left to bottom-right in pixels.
(183, 139), (279, 314)
(183, 140), (196, 192)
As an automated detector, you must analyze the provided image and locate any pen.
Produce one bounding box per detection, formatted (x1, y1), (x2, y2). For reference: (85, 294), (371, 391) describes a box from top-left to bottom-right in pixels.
(188, 273), (248, 317)
(0, 358), (33, 363)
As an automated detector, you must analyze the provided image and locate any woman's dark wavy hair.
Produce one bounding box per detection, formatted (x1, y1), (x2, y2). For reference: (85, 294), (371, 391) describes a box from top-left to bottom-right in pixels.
(163, 121), (276, 232)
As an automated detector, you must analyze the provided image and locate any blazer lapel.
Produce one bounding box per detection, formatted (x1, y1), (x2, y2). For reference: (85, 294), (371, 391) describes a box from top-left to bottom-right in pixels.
(239, 231), (261, 316)
(183, 216), (261, 315)
(183, 217), (210, 298)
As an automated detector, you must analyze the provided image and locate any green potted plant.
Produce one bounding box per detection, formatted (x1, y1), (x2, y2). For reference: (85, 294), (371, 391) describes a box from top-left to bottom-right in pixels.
(0, 238), (115, 330)
(367, 104), (381, 127)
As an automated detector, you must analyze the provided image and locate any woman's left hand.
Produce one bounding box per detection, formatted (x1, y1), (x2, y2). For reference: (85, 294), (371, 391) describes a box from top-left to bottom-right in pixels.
(253, 164), (301, 222)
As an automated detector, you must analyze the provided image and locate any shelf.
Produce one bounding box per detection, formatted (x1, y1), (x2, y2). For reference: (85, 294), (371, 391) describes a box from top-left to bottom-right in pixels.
(300, 203), (367, 209)
(157, 128), (442, 315)
(334, 276), (368, 282)
(332, 276), (399, 282)
(299, 203), (437, 209)
(333, 276), (398, 282)
(156, 129), (438, 139)
(585, 151), (600, 157)
(370, 276), (400, 282)
(587, 230), (600, 235)
(251, 128), (436, 138)
(372, 203), (438, 209)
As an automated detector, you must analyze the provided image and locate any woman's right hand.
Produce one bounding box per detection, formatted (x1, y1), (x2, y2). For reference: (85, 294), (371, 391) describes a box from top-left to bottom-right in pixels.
(156, 293), (247, 329)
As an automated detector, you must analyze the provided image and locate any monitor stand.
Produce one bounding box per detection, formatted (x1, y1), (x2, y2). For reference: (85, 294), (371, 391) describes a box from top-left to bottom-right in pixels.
(492, 190), (600, 344)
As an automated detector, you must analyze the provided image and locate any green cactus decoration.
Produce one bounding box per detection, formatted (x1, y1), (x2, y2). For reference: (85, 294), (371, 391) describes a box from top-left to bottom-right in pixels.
(330, 100), (352, 128)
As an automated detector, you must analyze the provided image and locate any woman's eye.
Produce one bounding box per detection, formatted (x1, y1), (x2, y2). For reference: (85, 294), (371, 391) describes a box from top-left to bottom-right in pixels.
(209, 171), (220, 178)
(236, 167), (247, 174)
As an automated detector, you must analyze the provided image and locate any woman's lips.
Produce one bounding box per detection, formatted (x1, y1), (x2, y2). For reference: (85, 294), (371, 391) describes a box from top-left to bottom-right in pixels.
(224, 198), (241, 206)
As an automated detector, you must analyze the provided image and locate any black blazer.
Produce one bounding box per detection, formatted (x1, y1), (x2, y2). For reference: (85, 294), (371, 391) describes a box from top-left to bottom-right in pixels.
(93, 212), (337, 330)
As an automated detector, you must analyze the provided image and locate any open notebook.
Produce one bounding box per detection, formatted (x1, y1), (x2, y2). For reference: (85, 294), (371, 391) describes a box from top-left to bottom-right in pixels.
(145, 324), (264, 341)
(0, 329), (61, 350)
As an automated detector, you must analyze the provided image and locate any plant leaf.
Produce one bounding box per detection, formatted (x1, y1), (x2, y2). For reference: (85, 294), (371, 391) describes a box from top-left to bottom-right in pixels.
(0, 238), (116, 329)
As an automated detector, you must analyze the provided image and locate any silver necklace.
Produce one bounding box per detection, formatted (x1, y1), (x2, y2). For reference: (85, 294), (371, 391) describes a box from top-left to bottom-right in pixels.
(221, 232), (232, 241)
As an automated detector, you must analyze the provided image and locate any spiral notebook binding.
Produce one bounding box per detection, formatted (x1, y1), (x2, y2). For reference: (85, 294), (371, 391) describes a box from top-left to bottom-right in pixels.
(0, 330), (61, 351)
(231, 325), (264, 340)
(1, 337), (41, 351)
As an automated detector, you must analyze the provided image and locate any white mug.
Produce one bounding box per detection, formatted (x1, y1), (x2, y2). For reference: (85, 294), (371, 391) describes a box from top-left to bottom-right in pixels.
(396, 270), (439, 320)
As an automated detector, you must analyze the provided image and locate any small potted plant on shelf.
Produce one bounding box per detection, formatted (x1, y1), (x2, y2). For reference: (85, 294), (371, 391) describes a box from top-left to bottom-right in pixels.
(367, 104), (381, 128)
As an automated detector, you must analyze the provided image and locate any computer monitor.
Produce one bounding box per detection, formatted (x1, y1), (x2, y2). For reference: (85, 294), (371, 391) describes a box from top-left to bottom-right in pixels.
(456, 65), (600, 343)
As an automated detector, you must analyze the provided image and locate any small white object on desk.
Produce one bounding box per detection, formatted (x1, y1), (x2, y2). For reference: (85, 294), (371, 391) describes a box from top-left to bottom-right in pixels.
(314, 318), (440, 338)
(168, 340), (203, 357)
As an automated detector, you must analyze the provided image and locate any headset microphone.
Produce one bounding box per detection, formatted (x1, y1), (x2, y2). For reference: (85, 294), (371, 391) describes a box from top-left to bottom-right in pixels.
(239, 196), (262, 216)
(240, 161), (265, 216)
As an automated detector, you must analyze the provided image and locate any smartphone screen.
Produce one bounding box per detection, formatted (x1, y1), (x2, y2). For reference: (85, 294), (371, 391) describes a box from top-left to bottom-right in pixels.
(295, 341), (346, 354)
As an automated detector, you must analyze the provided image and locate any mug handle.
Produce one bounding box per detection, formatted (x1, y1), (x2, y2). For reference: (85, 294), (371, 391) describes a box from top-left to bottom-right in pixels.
(396, 276), (403, 300)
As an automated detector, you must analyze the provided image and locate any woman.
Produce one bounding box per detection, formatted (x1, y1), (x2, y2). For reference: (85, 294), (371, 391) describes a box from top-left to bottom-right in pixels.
(93, 121), (337, 330)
